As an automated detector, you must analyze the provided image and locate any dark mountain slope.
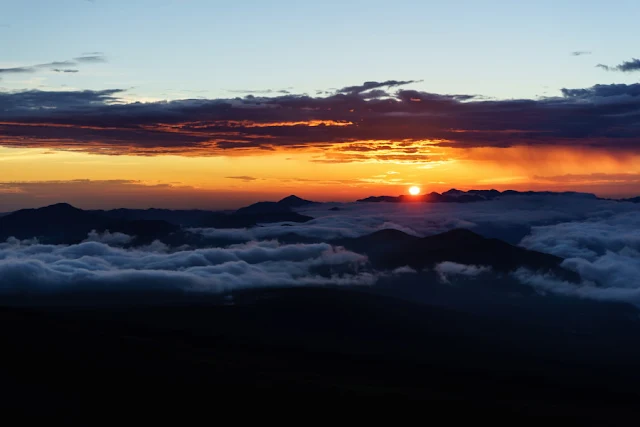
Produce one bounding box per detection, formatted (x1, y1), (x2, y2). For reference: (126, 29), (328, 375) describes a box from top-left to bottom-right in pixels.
(2, 286), (640, 420)
(337, 228), (576, 279)
(91, 208), (212, 227)
(0, 203), (179, 244)
(0, 203), (109, 242)
(199, 197), (314, 228)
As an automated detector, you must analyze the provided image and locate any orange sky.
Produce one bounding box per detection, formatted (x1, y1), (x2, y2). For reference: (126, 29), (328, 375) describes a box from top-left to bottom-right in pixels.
(1, 142), (639, 210)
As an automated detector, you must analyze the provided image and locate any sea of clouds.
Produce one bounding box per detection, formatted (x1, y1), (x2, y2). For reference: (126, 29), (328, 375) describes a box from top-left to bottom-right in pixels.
(0, 237), (374, 295)
(1, 194), (639, 306)
(193, 195), (640, 304)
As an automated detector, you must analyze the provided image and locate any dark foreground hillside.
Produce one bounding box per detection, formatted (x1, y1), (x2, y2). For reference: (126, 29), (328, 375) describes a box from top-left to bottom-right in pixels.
(2, 287), (640, 422)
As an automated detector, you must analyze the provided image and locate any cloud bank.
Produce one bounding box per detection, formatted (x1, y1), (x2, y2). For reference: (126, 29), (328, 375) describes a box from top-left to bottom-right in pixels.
(192, 195), (640, 305)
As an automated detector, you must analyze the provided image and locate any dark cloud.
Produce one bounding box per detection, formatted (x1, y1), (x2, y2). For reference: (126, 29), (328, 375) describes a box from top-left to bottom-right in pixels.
(597, 58), (640, 72)
(0, 88), (124, 111)
(1, 80), (640, 157)
(571, 51), (592, 56)
(52, 69), (80, 73)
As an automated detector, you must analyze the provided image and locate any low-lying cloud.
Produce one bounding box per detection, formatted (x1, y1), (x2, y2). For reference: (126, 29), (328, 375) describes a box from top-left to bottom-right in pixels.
(0, 237), (373, 295)
(519, 211), (640, 303)
(435, 262), (491, 283)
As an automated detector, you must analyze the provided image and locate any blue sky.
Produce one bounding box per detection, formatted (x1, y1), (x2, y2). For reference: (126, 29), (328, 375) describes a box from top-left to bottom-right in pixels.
(1, 0), (639, 101)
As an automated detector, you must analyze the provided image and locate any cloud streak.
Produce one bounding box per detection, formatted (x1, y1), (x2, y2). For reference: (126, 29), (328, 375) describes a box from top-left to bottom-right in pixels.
(0, 55), (106, 76)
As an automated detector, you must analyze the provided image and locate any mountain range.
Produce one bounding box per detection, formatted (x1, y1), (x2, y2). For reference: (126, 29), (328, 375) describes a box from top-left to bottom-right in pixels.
(0, 203), (179, 245)
(358, 189), (600, 203)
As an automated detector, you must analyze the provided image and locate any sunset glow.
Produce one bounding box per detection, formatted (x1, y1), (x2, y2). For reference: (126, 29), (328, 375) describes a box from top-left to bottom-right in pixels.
(1, 1), (640, 210)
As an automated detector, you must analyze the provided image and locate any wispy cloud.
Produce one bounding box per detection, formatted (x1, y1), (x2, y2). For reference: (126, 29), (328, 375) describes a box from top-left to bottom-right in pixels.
(0, 54), (107, 75)
(74, 55), (107, 63)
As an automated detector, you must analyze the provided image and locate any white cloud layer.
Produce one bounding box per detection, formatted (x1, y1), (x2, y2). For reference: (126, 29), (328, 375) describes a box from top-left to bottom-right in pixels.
(0, 238), (373, 294)
(518, 210), (640, 303)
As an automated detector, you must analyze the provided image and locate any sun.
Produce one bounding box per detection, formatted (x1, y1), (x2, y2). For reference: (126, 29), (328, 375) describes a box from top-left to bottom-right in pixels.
(409, 186), (421, 195)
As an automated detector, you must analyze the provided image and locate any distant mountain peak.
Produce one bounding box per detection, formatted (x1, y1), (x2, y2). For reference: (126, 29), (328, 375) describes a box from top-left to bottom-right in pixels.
(278, 195), (316, 207)
(442, 188), (464, 196)
(280, 195), (305, 202)
(41, 202), (82, 211)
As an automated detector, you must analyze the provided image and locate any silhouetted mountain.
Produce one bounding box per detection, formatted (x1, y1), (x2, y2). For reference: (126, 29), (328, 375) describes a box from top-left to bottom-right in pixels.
(0, 203), (179, 244)
(621, 196), (640, 203)
(0, 203), (109, 242)
(99, 220), (179, 245)
(199, 209), (313, 229)
(357, 196), (401, 203)
(277, 195), (316, 208)
(357, 189), (598, 203)
(467, 189), (502, 199)
(236, 201), (292, 215)
(91, 208), (213, 227)
(501, 190), (598, 199)
(198, 198), (315, 228)
(337, 228), (577, 279)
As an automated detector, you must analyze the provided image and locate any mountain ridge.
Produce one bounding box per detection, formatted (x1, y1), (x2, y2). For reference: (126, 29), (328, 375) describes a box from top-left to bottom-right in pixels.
(358, 189), (599, 203)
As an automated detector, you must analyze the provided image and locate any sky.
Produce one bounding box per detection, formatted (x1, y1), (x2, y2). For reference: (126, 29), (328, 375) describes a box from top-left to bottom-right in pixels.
(1, 0), (640, 209)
